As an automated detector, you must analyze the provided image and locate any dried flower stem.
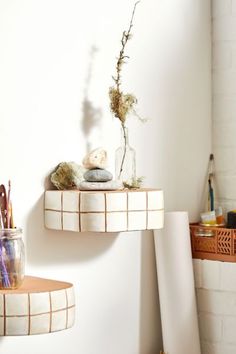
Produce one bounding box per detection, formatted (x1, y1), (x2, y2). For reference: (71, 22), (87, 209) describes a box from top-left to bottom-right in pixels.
(110, 2), (140, 179)
(118, 123), (127, 179)
(114, 1), (140, 92)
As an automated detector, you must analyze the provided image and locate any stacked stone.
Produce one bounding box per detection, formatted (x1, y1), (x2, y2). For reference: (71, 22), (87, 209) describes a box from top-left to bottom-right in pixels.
(79, 148), (123, 191)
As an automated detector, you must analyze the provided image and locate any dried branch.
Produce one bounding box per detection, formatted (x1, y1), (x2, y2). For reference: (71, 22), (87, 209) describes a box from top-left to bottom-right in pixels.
(114, 1), (140, 91)
(109, 1), (144, 180)
(109, 1), (140, 125)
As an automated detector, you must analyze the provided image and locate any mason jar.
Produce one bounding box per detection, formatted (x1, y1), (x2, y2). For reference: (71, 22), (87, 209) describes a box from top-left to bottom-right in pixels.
(0, 228), (25, 289)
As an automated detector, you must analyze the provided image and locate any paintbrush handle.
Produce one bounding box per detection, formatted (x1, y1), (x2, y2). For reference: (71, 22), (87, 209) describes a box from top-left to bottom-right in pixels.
(0, 210), (4, 229)
(10, 202), (14, 228)
(6, 180), (11, 228)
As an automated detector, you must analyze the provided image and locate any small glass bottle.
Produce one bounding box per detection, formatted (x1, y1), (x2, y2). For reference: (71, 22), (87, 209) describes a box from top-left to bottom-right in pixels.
(0, 228), (25, 289)
(115, 126), (136, 182)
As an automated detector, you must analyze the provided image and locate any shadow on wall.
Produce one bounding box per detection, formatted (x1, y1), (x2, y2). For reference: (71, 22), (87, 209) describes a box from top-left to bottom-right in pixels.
(81, 45), (102, 153)
(26, 194), (118, 266)
(139, 230), (163, 353)
(41, 46), (103, 192)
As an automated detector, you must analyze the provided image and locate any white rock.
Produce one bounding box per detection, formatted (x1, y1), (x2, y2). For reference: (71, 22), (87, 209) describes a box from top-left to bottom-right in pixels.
(82, 148), (107, 169)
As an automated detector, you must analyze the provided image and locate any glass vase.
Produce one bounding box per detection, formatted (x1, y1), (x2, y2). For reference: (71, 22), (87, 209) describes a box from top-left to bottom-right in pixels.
(115, 126), (136, 183)
(0, 228), (25, 289)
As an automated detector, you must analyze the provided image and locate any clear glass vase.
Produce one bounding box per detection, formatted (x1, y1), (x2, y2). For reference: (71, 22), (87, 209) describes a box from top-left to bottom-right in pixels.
(0, 228), (25, 289)
(115, 126), (136, 183)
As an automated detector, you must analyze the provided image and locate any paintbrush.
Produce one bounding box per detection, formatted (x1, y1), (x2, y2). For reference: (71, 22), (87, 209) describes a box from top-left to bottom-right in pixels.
(10, 202), (14, 228)
(0, 185), (7, 228)
(0, 209), (4, 229)
(7, 180), (11, 228)
(208, 154), (215, 211)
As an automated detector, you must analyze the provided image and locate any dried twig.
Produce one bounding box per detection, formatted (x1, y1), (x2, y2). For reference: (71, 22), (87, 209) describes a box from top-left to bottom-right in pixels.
(109, 2), (140, 125)
(109, 2), (140, 178)
(114, 1), (140, 92)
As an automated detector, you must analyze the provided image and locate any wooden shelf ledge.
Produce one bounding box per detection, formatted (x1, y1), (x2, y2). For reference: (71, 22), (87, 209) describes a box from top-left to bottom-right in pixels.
(0, 276), (75, 336)
(44, 188), (164, 233)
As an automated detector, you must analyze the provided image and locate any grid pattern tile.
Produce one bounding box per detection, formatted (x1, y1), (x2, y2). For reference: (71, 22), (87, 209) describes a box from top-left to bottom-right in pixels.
(44, 189), (164, 233)
(0, 286), (75, 336)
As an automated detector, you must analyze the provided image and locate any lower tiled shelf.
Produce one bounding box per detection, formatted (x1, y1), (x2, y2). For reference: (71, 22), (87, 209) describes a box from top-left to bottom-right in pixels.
(44, 188), (164, 232)
(0, 276), (75, 336)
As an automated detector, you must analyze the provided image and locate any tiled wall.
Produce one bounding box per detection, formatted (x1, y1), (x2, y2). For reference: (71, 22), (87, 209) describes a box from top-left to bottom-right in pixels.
(193, 260), (236, 354)
(197, 2), (236, 353)
(213, 0), (236, 212)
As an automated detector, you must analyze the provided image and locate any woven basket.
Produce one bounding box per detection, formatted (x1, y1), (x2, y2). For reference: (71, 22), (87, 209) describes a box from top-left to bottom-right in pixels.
(190, 224), (236, 262)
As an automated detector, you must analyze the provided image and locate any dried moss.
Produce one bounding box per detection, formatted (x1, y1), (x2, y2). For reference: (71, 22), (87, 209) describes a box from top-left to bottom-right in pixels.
(51, 162), (86, 190)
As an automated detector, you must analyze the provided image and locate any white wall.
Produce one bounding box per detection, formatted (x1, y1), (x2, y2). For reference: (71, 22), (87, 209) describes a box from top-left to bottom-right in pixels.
(0, 1), (211, 353)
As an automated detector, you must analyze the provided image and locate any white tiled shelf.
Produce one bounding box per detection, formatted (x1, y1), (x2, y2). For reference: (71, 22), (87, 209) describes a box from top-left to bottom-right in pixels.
(44, 189), (164, 232)
(0, 276), (75, 336)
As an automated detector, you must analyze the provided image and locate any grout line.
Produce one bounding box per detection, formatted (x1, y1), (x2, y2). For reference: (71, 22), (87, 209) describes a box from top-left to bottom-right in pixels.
(104, 193), (107, 232)
(49, 292), (52, 333)
(65, 289), (69, 328)
(79, 192), (81, 232)
(45, 188), (161, 194)
(0, 305), (76, 318)
(126, 192), (129, 231)
(44, 193), (47, 229)
(65, 289), (68, 329)
(45, 208), (164, 214)
(61, 192), (63, 230)
(28, 293), (31, 335)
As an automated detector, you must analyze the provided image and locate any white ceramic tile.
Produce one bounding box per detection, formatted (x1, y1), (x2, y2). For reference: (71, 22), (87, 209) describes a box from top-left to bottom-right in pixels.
(44, 210), (62, 230)
(106, 212), (127, 232)
(5, 294), (28, 316)
(66, 287), (75, 307)
(81, 213), (105, 232)
(67, 307), (75, 328)
(128, 211), (146, 231)
(147, 210), (164, 230)
(51, 290), (67, 311)
(0, 317), (3, 336)
(51, 310), (67, 332)
(30, 292), (50, 315)
(30, 313), (50, 335)
(203, 260), (220, 290)
(80, 193), (105, 212)
(0, 294), (3, 316)
(148, 190), (164, 210)
(128, 192), (146, 211)
(106, 193), (127, 212)
(44, 191), (62, 210)
(63, 212), (79, 232)
(62, 191), (79, 212)
(6, 317), (29, 336)
(220, 262), (236, 291)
